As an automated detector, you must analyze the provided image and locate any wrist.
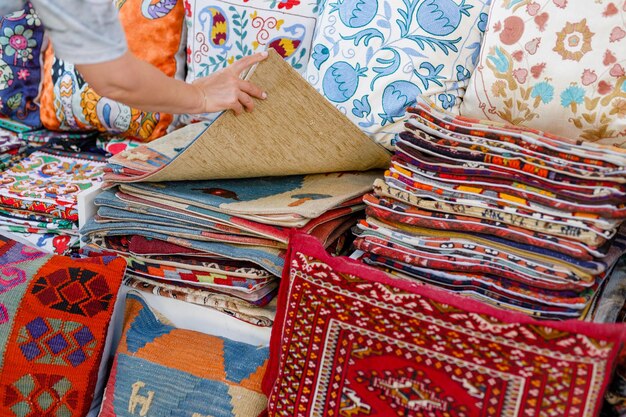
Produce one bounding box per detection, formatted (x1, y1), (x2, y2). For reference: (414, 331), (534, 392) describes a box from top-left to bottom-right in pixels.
(193, 85), (207, 114)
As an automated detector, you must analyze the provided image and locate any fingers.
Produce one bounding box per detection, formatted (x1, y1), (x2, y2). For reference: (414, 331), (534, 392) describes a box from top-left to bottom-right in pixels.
(238, 92), (255, 113)
(238, 79), (266, 100)
(230, 99), (244, 116)
(230, 51), (268, 74)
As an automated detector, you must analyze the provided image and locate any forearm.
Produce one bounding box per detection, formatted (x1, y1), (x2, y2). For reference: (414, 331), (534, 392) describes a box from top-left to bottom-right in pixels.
(76, 52), (204, 114)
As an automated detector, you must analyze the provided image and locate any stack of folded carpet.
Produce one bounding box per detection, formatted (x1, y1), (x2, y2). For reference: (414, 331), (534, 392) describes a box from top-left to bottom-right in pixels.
(353, 97), (626, 320)
(80, 50), (391, 324)
(0, 125), (106, 254)
(81, 172), (380, 321)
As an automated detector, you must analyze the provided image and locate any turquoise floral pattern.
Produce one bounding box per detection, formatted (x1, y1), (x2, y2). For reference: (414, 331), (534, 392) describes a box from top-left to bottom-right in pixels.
(531, 81), (554, 105)
(462, 0), (626, 147)
(0, 4), (44, 127)
(305, 0), (489, 149)
(560, 85), (585, 109)
(0, 25), (36, 63)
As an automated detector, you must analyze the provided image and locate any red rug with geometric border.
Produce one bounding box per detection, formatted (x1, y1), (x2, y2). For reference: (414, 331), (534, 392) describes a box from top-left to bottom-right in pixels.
(263, 232), (626, 417)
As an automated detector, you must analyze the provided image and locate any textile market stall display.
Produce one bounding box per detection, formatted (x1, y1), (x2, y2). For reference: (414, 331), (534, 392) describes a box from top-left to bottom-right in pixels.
(0, 0), (625, 415)
(81, 50), (390, 326)
(81, 172), (379, 322)
(353, 97), (626, 320)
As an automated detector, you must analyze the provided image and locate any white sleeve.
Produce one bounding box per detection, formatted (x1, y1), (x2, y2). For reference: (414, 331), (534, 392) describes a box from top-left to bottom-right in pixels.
(30, 0), (128, 64)
(0, 0), (25, 17)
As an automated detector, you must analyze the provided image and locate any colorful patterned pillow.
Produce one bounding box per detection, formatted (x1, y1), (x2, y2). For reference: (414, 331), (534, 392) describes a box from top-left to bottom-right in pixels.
(178, 0), (320, 125)
(304, 0), (489, 149)
(39, 0), (185, 141)
(461, 0), (626, 146)
(99, 292), (269, 417)
(0, 3), (46, 128)
(0, 235), (126, 417)
(263, 232), (626, 416)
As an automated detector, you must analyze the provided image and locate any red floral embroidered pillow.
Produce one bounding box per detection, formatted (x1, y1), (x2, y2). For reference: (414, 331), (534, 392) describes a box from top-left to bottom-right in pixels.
(178, 0), (319, 125)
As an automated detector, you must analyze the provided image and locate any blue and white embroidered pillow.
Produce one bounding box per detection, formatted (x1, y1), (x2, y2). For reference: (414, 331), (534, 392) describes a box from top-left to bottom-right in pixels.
(305, 0), (489, 149)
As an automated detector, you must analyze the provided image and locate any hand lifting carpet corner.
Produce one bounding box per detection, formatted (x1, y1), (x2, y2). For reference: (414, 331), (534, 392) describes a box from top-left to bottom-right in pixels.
(103, 49), (391, 184)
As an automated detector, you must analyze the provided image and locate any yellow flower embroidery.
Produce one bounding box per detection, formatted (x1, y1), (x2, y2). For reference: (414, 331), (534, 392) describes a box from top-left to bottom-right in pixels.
(553, 19), (594, 61)
(610, 99), (626, 118)
(491, 80), (507, 97)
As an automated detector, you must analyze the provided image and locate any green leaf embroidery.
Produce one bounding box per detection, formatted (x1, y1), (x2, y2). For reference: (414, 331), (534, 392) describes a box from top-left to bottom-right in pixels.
(7, 93), (22, 110)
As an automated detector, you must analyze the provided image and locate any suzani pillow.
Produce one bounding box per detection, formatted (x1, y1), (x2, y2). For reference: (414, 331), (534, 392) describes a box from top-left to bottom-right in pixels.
(39, 0), (186, 141)
(179, 0), (320, 125)
(304, 0), (489, 149)
(0, 3), (45, 128)
(263, 232), (626, 416)
(0, 235), (126, 417)
(185, 0), (319, 77)
(99, 292), (269, 417)
(461, 0), (626, 146)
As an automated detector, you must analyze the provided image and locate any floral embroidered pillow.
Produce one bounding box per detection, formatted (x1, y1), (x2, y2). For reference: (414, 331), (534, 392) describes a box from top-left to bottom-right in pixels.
(0, 4), (45, 128)
(461, 0), (626, 147)
(304, 0), (489, 149)
(179, 0), (320, 124)
(39, 0), (186, 141)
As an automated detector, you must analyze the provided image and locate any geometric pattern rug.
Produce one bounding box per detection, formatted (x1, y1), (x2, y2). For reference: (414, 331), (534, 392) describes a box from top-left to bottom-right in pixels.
(263, 233), (626, 417)
(99, 292), (269, 417)
(0, 235), (126, 417)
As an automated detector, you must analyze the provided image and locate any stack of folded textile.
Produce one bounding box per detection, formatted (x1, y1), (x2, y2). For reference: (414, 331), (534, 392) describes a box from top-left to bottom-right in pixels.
(354, 97), (626, 320)
(81, 172), (380, 315)
(0, 143), (105, 254)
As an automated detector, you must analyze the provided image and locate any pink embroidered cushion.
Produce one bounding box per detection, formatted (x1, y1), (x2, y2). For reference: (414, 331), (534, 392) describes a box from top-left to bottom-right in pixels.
(461, 0), (626, 146)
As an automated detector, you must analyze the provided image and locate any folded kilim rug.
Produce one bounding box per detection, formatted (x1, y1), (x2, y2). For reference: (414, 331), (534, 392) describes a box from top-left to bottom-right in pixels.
(83, 172), (380, 309)
(0, 234), (126, 417)
(354, 97), (626, 320)
(264, 232), (626, 417)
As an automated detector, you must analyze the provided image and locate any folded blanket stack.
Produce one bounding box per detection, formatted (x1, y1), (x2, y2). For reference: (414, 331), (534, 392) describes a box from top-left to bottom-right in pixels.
(81, 172), (380, 317)
(354, 97), (626, 320)
(0, 125), (106, 254)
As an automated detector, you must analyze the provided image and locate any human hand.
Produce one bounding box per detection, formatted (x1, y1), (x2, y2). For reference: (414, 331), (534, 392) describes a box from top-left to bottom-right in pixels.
(192, 51), (268, 115)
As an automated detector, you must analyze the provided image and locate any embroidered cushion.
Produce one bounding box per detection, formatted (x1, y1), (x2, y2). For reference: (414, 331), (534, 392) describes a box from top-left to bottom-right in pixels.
(0, 235), (126, 417)
(99, 291), (269, 417)
(179, 0), (320, 125)
(263, 232), (626, 416)
(461, 0), (626, 146)
(304, 0), (489, 149)
(39, 0), (186, 141)
(0, 3), (46, 128)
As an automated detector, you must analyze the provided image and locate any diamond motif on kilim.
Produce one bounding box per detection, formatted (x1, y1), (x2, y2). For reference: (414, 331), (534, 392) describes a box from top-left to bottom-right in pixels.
(3, 374), (77, 417)
(17, 317), (95, 366)
(30, 267), (112, 316)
